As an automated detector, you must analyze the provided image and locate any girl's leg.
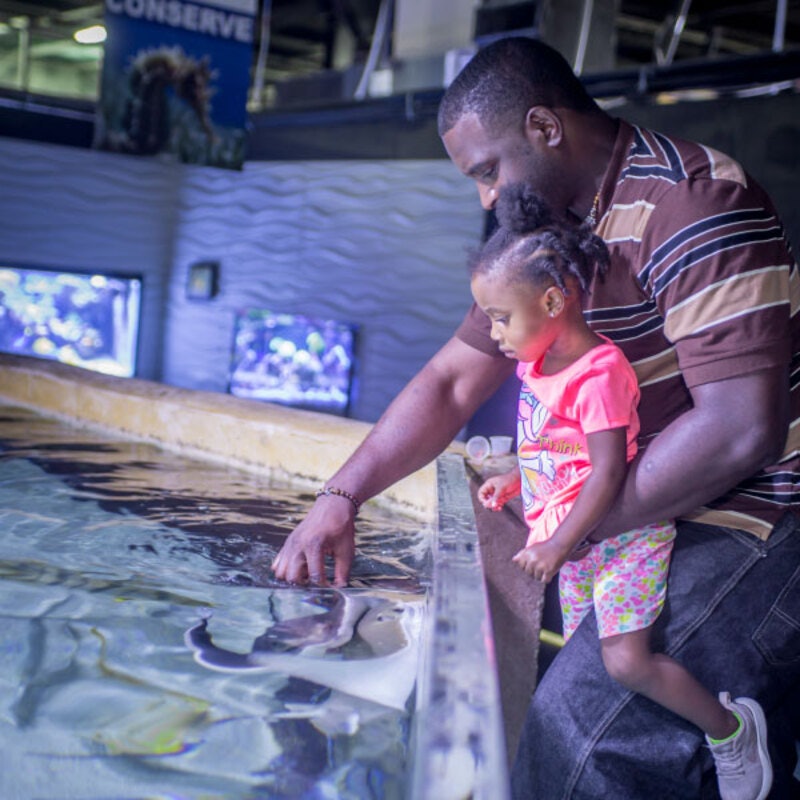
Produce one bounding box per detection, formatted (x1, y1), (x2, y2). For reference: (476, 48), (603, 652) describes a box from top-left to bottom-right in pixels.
(592, 524), (737, 735)
(558, 555), (595, 641)
(600, 626), (737, 740)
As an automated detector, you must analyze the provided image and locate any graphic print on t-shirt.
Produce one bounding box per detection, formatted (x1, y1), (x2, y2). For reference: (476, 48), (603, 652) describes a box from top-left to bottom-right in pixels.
(517, 385), (583, 521)
(518, 386), (556, 510)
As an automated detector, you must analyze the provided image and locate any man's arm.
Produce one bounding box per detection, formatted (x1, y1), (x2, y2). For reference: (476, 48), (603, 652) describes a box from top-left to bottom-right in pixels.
(593, 364), (790, 539)
(271, 336), (515, 585)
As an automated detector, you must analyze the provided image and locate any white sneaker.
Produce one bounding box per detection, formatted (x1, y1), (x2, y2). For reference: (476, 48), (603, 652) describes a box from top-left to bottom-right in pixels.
(706, 692), (773, 800)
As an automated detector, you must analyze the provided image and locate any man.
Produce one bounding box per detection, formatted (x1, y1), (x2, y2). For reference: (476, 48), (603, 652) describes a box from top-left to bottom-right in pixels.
(273, 37), (800, 797)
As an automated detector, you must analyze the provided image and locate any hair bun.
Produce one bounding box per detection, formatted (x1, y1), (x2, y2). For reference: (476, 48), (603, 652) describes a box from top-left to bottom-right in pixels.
(496, 184), (554, 233)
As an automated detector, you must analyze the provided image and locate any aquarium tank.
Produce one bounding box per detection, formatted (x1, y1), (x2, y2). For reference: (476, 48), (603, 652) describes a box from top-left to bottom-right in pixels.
(229, 309), (358, 416)
(0, 264), (142, 378)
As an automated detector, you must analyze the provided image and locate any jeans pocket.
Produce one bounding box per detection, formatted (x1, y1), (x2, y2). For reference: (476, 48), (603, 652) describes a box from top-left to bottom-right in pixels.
(752, 565), (800, 667)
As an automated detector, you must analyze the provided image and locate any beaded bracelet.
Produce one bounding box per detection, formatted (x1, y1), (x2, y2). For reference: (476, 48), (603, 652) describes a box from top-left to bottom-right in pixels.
(315, 486), (361, 515)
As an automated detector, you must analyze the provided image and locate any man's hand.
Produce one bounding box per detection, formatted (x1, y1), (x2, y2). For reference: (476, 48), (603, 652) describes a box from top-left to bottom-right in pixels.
(512, 538), (570, 583)
(271, 495), (356, 586)
(273, 336), (515, 586)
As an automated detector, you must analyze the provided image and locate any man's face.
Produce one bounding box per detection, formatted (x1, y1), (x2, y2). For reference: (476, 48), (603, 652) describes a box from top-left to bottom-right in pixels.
(442, 111), (566, 213)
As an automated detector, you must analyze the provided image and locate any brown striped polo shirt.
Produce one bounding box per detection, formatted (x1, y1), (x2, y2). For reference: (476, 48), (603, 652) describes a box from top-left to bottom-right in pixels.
(456, 119), (798, 539)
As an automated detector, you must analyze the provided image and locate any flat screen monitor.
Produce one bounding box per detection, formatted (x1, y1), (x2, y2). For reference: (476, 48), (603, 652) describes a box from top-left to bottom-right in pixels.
(229, 309), (358, 416)
(0, 264), (142, 378)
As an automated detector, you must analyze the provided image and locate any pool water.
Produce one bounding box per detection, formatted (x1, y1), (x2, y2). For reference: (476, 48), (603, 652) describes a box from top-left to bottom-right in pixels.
(0, 406), (430, 799)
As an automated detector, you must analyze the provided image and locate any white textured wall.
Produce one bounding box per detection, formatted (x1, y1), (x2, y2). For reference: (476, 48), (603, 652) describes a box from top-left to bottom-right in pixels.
(0, 136), (484, 422)
(165, 159), (483, 421)
(0, 137), (180, 381)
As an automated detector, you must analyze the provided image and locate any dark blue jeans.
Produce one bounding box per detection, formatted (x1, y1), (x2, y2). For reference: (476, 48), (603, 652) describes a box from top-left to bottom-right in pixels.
(511, 514), (800, 799)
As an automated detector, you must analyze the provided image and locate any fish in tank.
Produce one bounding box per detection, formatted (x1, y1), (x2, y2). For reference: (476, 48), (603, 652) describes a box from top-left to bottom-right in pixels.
(0, 264), (142, 377)
(229, 309), (358, 416)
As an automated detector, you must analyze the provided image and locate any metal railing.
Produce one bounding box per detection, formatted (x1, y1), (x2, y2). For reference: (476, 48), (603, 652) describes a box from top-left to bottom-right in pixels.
(409, 452), (509, 800)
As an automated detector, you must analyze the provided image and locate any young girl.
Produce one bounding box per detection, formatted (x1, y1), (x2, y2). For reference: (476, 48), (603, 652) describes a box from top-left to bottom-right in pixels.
(472, 185), (772, 800)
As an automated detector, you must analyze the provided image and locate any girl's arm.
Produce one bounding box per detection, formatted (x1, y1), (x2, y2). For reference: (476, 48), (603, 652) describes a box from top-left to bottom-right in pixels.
(513, 427), (627, 583)
(593, 367), (788, 538)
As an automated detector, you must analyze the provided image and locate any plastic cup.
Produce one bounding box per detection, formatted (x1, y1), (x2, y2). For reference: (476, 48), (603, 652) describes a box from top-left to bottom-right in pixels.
(465, 435), (491, 462)
(489, 435), (513, 456)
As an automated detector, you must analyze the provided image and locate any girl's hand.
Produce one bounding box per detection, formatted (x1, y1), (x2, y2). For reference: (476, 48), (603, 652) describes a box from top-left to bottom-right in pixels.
(512, 538), (570, 583)
(477, 470), (521, 511)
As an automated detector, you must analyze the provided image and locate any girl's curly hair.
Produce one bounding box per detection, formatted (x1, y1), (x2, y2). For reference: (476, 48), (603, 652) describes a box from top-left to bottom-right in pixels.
(469, 184), (609, 295)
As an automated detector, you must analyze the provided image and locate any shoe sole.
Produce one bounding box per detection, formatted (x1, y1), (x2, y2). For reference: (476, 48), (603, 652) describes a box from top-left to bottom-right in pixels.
(735, 696), (773, 800)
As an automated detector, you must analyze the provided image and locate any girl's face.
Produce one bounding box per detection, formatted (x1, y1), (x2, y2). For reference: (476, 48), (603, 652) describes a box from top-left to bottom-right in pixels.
(471, 271), (562, 364)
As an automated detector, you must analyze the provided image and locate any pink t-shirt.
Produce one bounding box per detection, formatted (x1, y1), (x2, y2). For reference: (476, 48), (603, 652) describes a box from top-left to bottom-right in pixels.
(516, 340), (640, 544)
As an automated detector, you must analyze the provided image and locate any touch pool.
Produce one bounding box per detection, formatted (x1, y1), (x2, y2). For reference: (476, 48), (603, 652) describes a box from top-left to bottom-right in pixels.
(0, 355), (509, 800)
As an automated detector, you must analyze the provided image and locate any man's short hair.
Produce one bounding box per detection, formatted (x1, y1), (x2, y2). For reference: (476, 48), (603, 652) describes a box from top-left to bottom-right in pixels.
(438, 36), (599, 136)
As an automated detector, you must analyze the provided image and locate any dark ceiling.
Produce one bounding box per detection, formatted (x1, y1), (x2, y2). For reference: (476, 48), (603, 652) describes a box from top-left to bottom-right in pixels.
(616, 0), (800, 63)
(0, 0), (798, 86)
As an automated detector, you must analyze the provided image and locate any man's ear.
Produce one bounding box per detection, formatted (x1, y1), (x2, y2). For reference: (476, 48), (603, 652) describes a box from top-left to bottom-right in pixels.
(525, 106), (563, 147)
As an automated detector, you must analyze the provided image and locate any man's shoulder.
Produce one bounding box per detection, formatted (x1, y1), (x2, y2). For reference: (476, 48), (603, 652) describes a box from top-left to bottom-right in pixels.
(615, 120), (752, 196)
(604, 121), (778, 247)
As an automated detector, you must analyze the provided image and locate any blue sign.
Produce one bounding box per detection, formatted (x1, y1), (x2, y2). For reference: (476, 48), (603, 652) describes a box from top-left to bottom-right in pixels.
(96, 0), (258, 169)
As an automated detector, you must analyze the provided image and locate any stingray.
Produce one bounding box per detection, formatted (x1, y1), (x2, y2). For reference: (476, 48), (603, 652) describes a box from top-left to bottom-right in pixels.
(248, 589), (372, 657)
(185, 593), (423, 711)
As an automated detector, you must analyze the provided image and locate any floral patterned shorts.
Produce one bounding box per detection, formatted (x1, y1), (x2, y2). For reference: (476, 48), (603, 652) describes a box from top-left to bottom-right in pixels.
(558, 521), (677, 640)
